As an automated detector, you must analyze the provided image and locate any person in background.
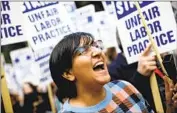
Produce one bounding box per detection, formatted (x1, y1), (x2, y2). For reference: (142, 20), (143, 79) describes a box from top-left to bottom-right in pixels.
(105, 47), (117, 65)
(10, 93), (23, 113)
(163, 76), (177, 113)
(36, 84), (52, 113)
(22, 82), (38, 113)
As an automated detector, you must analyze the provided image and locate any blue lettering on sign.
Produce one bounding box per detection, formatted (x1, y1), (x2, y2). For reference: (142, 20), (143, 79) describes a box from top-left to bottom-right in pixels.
(26, 55), (31, 60)
(39, 60), (49, 68)
(127, 30), (175, 57)
(0, 1), (10, 11)
(40, 77), (48, 82)
(1, 1), (24, 39)
(130, 20), (162, 42)
(100, 20), (105, 25)
(87, 16), (92, 23)
(1, 2), (11, 25)
(125, 6), (160, 30)
(114, 1), (154, 19)
(15, 58), (20, 63)
(33, 17), (61, 32)
(23, 1), (59, 13)
(32, 25), (71, 45)
(28, 8), (59, 23)
(105, 1), (112, 5)
(1, 25), (23, 38)
(35, 53), (50, 62)
(1, 14), (11, 24)
(44, 67), (49, 73)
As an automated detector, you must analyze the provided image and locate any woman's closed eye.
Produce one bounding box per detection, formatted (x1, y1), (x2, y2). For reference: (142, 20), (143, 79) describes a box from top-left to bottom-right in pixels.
(73, 40), (104, 57)
(74, 45), (90, 56)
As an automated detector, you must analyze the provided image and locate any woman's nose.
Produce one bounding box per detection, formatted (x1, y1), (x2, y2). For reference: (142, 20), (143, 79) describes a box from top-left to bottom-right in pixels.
(91, 47), (102, 58)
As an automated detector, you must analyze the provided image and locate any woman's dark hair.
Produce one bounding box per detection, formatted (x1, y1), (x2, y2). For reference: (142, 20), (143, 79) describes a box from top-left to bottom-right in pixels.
(49, 32), (94, 102)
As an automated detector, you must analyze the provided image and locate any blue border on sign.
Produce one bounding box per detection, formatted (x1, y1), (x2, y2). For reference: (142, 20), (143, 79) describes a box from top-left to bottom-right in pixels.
(23, 2), (59, 13)
(114, 1), (154, 19)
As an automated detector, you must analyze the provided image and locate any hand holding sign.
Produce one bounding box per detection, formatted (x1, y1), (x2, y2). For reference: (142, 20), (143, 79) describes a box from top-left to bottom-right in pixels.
(172, 83), (177, 108)
(163, 76), (177, 112)
(163, 76), (174, 104)
(137, 44), (157, 76)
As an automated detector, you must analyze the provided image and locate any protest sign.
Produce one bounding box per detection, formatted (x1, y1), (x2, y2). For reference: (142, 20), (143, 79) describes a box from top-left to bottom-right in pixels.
(95, 11), (120, 53)
(102, 1), (117, 22)
(22, 2), (75, 51)
(4, 64), (20, 94)
(34, 46), (53, 85)
(10, 47), (40, 86)
(1, 1), (26, 45)
(114, 1), (177, 64)
(61, 2), (76, 13)
(61, 2), (78, 31)
(75, 5), (100, 40)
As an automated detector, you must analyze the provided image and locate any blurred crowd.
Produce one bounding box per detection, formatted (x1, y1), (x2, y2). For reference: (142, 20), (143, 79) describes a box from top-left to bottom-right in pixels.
(1, 82), (58, 113)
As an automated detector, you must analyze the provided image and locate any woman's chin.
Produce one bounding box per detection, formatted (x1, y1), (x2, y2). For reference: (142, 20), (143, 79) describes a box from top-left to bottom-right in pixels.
(96, 75), (111, 85)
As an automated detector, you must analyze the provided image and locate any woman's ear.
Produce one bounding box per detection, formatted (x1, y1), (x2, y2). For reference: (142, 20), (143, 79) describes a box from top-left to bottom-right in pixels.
(62, 70), (75, 81)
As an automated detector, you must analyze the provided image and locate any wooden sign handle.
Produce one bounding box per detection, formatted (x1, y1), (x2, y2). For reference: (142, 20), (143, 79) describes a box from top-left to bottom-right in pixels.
(134, 2), (169, 77)
(134, 2), (166, 112)
(1, 64), (14, 113)
(150, 72), (164, 113)
(48, 84), (56, 113)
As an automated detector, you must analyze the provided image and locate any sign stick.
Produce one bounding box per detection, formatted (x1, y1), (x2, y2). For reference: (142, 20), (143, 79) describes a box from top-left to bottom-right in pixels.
(47, 84), (56, 113)
(134, 2), (170, 113)
(1, 63), (14, 113)
(134, 2), (169, 77)
(149, 73), (164, 113)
